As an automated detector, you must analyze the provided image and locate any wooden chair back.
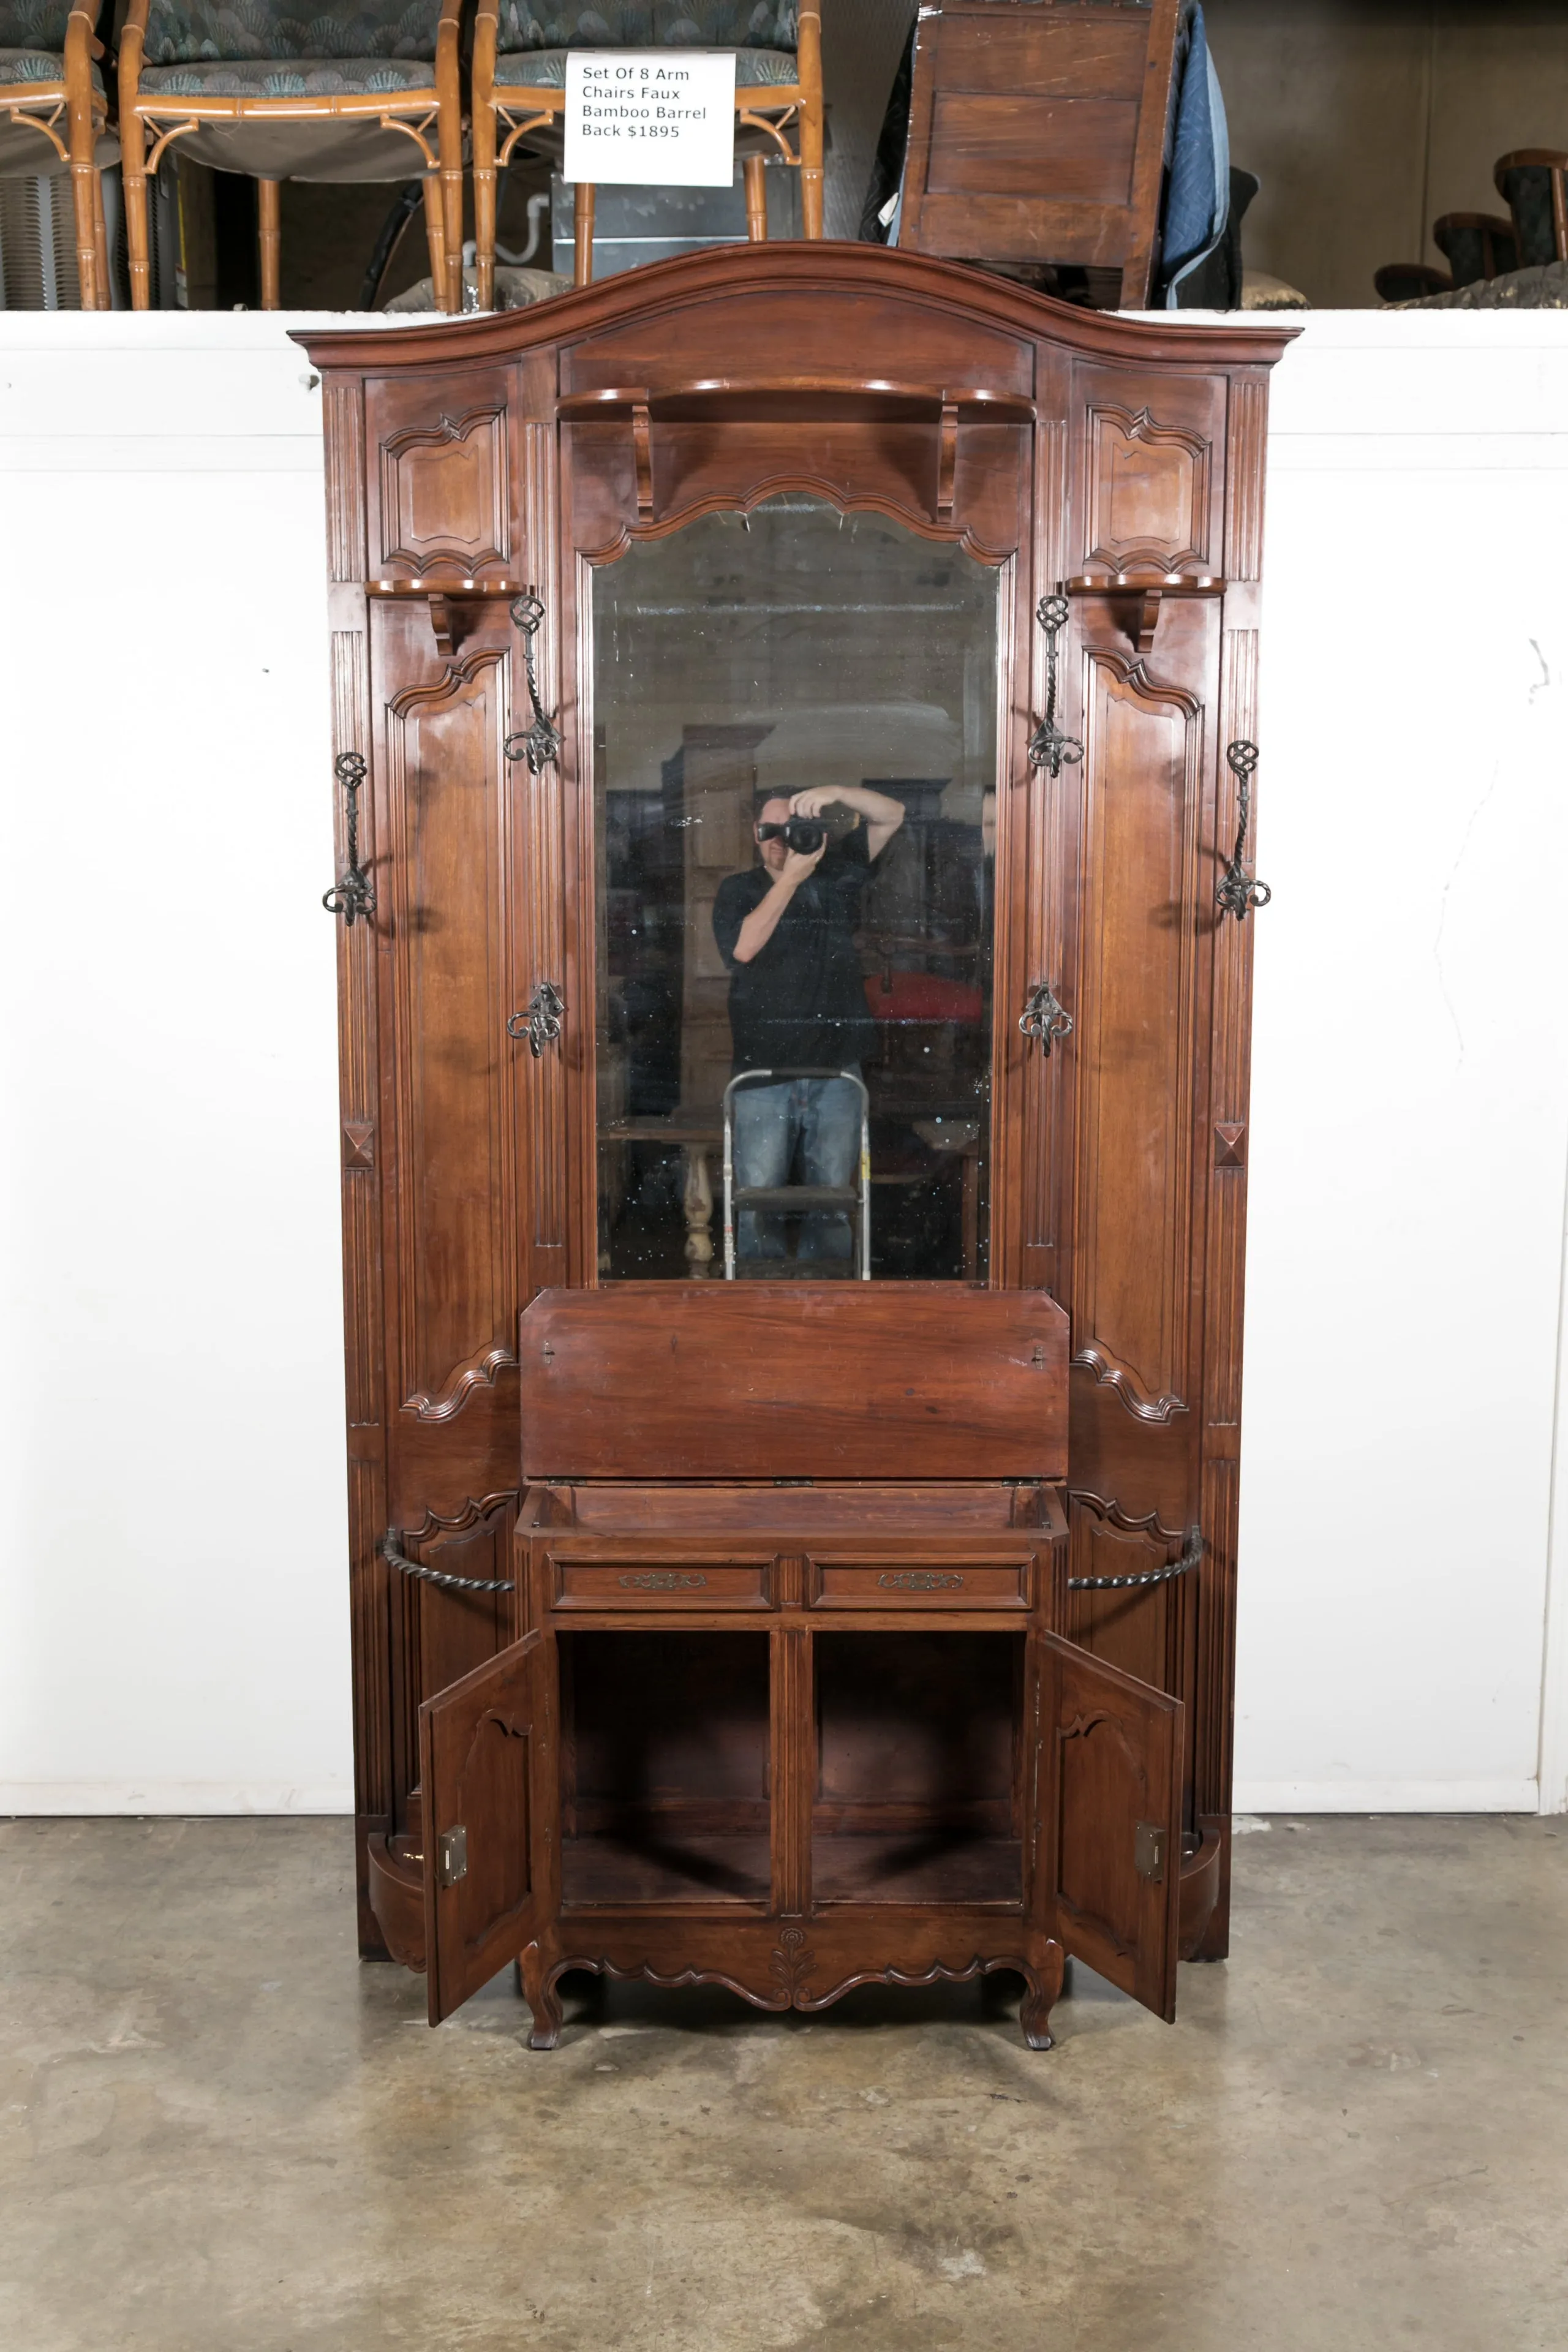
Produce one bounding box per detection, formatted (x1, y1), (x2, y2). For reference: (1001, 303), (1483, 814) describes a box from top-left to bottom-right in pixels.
(894, 0), (1183, 307)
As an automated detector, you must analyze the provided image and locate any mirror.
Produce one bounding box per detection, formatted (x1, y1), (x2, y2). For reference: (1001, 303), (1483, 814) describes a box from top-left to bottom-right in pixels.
(592, 497), (999, 1281)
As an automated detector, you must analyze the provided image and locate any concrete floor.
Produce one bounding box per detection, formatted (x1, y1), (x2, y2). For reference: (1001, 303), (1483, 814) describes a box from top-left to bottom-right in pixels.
(1, 1817), (1563, 2350)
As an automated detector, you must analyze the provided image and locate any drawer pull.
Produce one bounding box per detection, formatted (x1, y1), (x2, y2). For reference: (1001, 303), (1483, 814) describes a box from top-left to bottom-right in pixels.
(876, 1570), (965, 1593)
(618, 1570), (708, 1592)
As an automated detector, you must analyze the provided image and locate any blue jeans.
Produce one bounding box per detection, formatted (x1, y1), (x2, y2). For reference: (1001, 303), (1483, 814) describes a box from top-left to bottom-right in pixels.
(731, 1074), (862, 1263)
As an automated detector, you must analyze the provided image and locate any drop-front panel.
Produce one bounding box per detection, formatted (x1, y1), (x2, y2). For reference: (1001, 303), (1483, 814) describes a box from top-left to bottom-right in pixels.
(299, 245), (1291, 2028)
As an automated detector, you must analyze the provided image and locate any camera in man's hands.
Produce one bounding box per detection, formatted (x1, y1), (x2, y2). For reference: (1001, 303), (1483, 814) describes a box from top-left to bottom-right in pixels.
(756, 816), (827, 855)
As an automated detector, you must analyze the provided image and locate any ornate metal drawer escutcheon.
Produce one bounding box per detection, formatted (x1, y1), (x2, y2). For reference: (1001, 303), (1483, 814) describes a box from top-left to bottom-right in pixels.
(618, 1570), (709, 1591)
(876, 1570), (966, 1592)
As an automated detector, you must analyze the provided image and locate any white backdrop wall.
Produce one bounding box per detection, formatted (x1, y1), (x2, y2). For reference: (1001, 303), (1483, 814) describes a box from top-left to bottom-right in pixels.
(2, 311), (1565, 1815)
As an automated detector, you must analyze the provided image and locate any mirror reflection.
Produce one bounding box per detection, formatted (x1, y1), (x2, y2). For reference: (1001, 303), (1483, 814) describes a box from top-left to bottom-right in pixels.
(593, 498), (999, 1281)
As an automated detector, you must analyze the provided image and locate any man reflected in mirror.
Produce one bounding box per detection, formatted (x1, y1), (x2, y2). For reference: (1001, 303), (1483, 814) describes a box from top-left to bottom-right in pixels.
(712, 786), (905, 1268)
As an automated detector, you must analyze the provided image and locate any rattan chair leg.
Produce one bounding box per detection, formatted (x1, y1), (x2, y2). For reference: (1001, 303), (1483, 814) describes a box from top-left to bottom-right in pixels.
(573, 180), (594, 285)
(744, 153), (767, 241)
(258, 176), (282, 306)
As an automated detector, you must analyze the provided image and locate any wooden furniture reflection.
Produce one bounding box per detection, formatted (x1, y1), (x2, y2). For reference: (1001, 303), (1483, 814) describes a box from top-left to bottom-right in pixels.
(895, 0), (1182, 304)
(298, 244), (1292, 2049)
(0, 1), (111, 307)
(470, 0), (824, 300)
(1494, 151), (1568, 268)
(598, 1115), (722, 1275)
(118, 0), (466, 312)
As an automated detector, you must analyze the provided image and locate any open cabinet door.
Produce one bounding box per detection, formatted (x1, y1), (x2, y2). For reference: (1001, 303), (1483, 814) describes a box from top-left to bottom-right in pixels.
(418, 1630), (548, 2026)
(1037, 1631), (1183, 2021)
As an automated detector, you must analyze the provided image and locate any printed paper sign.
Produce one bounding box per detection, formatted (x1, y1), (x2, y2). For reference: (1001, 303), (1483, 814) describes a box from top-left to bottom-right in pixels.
(564, 50), (737, 188)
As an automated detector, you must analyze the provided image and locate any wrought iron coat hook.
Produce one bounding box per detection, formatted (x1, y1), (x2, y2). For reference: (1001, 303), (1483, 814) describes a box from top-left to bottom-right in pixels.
(503, 590), (563, 774)
(323, 751), (375, 926)
(1019, 979), (1074, 1056)
(1027, 592), (1084, 778)
(1216, 739), (1272, 920)
(508, 980), (566, 1057)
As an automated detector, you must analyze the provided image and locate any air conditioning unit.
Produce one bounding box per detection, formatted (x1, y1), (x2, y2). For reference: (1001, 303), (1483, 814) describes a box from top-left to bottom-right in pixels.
(0, 162), (176, 309)
(0, 174), (82, 308)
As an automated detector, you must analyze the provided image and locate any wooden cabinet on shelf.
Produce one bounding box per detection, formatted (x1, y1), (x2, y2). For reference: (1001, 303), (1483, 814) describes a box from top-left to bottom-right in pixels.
(299, 246), (1292, 2051)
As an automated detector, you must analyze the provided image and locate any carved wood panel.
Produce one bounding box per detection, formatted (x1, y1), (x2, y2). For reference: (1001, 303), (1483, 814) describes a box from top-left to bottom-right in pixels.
(1079, 382), (1222, 578)
(381, 634), (519, 1422)
(368, 375), (516, 578)
(1068, 647), (1201, 1425)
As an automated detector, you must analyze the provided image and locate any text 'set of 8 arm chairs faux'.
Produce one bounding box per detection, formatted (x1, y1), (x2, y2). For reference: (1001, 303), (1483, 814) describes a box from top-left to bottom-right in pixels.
(471, 0), (822, 303)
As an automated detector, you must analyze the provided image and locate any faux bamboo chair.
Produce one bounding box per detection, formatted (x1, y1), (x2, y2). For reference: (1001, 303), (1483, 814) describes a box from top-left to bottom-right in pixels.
(0, 0), (113, 306)
(470, 0), (823, 302)
(1493, 150), (1568, 270)
(118, 0), (466, 311)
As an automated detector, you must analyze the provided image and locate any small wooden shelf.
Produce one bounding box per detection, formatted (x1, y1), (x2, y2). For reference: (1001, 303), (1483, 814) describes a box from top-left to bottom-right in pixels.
(1065, 570), (1226, 653)
(365, 575), (524, 654)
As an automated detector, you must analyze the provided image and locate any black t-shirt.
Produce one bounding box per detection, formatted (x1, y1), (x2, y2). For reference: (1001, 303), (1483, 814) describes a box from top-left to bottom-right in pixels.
(711, 827), (882, 1076)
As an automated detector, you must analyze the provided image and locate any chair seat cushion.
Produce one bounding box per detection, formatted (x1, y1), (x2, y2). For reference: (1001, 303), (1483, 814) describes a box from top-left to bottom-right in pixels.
(496, 42), (795, 88)
(0, 43), (104, 90)
(138, 53), (434, 94)
(141, 1), (443, 66)
(497, 4), (797, 51)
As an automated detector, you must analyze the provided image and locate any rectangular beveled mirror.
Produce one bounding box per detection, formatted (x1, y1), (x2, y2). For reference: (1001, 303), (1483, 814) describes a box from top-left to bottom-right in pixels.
(592, 496), (1001, 1282)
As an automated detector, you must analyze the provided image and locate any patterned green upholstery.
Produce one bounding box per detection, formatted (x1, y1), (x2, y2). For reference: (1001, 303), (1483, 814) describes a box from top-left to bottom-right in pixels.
(141, 53), (432, 91)
(495, 2), (797, 53)
(0, 2), (72, 47)
(496, 42), (794, 85)
(0, 41), (104, 88)
(140, 1), (444, 67)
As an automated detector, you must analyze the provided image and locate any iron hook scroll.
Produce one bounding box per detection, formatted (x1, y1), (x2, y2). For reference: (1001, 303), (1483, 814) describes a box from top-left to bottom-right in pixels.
(1216, 740), (1272, 920)
(1068, 1526), (1202, 1591)
(503, 590), (563, 774)
(508, 980), (566, 1057)
(323, 752), (375, 925)
(1027, 593), (1084, 778)
(380, 1532), (514, 1594)
(1019, 979), (1074, 1057)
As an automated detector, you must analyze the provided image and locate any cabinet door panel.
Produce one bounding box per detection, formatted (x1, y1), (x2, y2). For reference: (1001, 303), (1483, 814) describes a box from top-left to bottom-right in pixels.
(420, 1630), (549, 2024)
(1036, 1630), (1181, 2019)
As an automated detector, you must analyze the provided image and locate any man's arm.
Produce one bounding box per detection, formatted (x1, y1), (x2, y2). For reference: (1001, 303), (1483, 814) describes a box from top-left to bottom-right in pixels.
(730, 838), (827, 964)
(790, 784), (907, 861)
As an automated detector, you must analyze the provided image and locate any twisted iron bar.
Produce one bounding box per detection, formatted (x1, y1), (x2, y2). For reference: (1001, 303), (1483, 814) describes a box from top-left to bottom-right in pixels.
(1068, 1526), (1202, 1591)
(1027, 593), (1084, 778)
(1216, 740), (1272, 921)
(1019, 979), (1074, 1057)
(503, 590), (563, 774)
(323, 752), (375, 925)
(508, 979), (566, 1057)
(381, 1531), (514, 1594)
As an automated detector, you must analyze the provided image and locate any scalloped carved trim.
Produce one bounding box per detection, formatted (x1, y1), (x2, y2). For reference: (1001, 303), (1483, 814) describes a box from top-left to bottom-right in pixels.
(402, 1342), (518, 1424)
(1087, 644), (1203, 715)
(1072, 1339), (1188, 1425)
(403, 1490), (519, 1543)
(581, 473), (1017, 571)
(1068, 1490), (1187, 1546)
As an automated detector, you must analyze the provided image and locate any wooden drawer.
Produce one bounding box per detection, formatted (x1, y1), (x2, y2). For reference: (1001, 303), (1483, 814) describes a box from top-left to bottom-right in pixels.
(807, 1556), (1033, 1610)
(549, 1553), (775, 1610)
